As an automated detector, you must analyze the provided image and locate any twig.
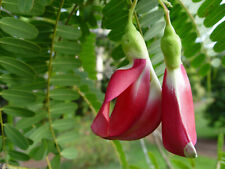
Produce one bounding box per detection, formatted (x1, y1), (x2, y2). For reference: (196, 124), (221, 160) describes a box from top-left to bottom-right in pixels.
(153, 131), (175, 169)
(46, 0), (65, 155)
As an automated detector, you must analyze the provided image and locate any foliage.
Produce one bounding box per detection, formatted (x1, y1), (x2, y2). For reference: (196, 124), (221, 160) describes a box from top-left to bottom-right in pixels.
(0, 0), (224, 168)
(0, 0), (103, 166)
(205, 67), (225, 128)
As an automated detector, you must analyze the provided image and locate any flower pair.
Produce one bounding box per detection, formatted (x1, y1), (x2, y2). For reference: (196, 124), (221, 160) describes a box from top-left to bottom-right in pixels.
(91, 12), (197, 158)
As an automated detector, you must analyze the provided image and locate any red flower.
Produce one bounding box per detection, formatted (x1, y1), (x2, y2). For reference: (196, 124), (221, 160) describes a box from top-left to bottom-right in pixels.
(162, 65), (197, 157)
(91, 58), (161, 140)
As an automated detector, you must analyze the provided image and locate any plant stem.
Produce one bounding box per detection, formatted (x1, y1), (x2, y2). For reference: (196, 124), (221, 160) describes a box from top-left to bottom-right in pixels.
(65, 4), (78, 25)
(73, 85), (97, 115)
(140, 139), (153, 169)
(158, 0), (170, 25)
(129, 0), (138, 15)
(46, 156), (52, 169)
(153, 131), (175, 169)
(46, 0), (65, 155)
(111, 140), (129, 169)
(128, 0), (143, 36)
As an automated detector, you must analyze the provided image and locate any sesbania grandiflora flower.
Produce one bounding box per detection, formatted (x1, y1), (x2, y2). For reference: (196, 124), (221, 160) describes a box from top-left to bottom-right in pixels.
(161, 18), (197, 158)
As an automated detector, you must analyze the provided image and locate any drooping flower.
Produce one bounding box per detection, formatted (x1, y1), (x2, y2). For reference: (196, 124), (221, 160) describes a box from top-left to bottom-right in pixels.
(91, 18), (162, 140)
(161, 18), (197, 158)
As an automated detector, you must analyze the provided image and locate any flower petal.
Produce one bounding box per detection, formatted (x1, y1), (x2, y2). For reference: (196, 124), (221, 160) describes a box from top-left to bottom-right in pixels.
(91, 59), (146, 138)
(105, 59), (146, 102)
(108, 64), (151, 138)
(112, 76), (161, 140)
(162, 65), (197, 157)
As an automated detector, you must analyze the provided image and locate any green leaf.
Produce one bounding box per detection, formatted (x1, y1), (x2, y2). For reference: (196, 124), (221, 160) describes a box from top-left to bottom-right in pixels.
(52, 56), (81, 72)
(50, 88), (79, 101)
(222, 56), (225, 67)
(112, 140), (129, 169)
(0, 74), (34, 87)
(16, 111), (46, 129)
(136, 0), (158, 14)
(4, 124), (29, 150)
(3, 106), (35, 117)
(203, 4), (225, 28)
(129, 165), (141, 169)
(54, 41), (80, 55)
(0, 17), (38, 39)
(52, 119), (75, 131)
(79, 33), (97, 79)
(190, 54), (206, 68)
(51, 155), (60, 169)
(210, 21), (225, 42)
(140, 9), (164, 28)
(56, 131), (78, 144)
(0, 37), (41, 55)
(29, 140), (48, 161)
(2, 89), (36, 106)
(148, 152), (159, 169)
(51, 74), (80, 86)
(51, 102), (77, 116)
(0, 74), (47, 90)
(2, 0), (45, 16)
(9, 150), (30, 161)
(102, 0), (128, 41)
(56, 25), (81, 40)
(214, 40), (225, 53)
(172, 159), (191, 169)
(61, 148), (77, 160)
(144, 20), (165, 41)
(18, 0), (34, 12)
(13, 79), (47, 90)
(198, 63), (211, 76)
(111, 45), (125, 61)
(0, 56), (36, 78)
(28, 123), (51, 144)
